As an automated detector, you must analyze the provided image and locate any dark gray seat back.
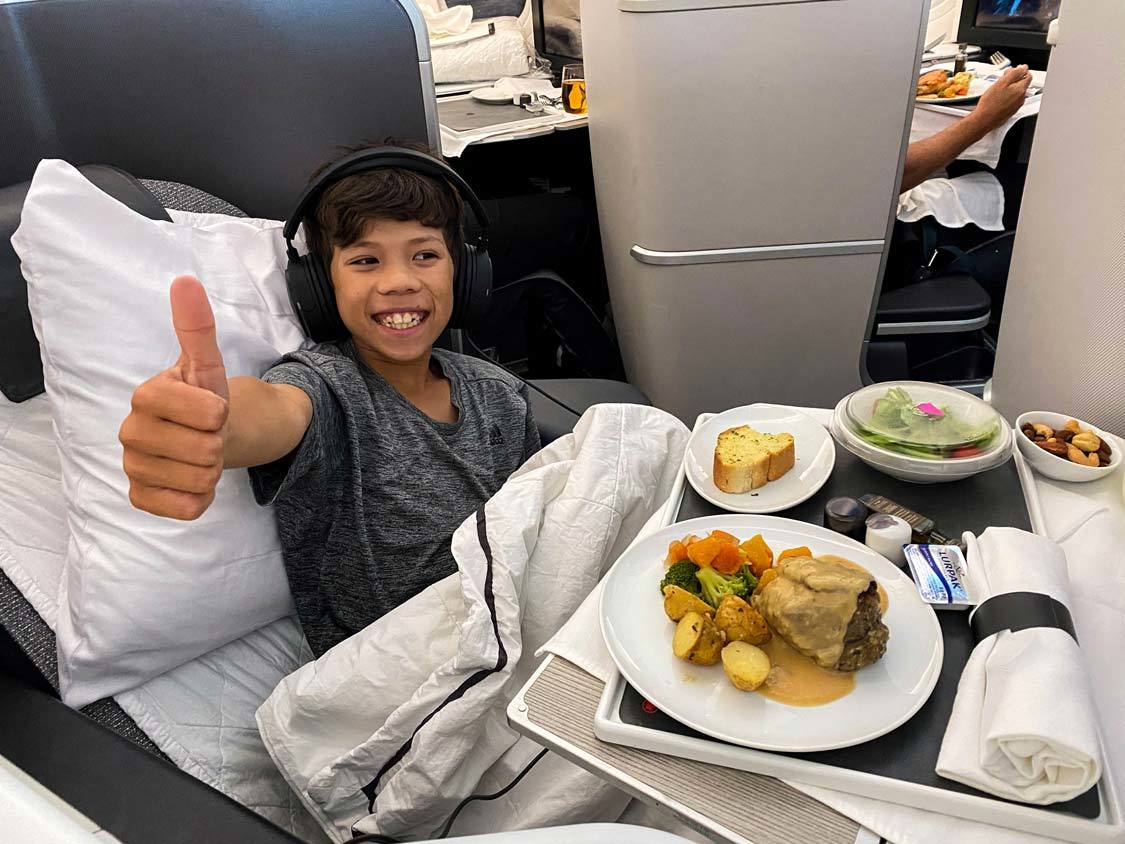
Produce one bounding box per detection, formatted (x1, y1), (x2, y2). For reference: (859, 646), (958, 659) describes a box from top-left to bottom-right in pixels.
(1, 0), (437, 219)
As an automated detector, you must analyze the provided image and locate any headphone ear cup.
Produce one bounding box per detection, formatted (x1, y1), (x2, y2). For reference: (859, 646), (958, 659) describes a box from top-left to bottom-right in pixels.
(285, 251), (346, 343)
(285, 255), (321, 340)
(450, 242), (492, 331)
(308, 257), (348, 342)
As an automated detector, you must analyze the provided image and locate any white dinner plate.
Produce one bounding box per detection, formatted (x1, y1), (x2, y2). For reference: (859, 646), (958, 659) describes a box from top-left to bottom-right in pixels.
(915, 71), (994, 105)
(469, 87), (513, 105)
(600, 514), (944, 752)
(684, 404), (835, 514)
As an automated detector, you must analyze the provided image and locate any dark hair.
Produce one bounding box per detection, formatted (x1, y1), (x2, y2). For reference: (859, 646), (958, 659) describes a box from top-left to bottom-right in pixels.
(304, 141), (465, 266)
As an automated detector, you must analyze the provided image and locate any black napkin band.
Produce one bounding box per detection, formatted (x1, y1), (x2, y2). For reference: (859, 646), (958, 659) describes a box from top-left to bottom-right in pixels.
(970, 591), (1077, 645)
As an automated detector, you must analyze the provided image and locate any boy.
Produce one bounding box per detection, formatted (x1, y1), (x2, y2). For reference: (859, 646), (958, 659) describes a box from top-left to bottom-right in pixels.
(118, 150), (540, 656)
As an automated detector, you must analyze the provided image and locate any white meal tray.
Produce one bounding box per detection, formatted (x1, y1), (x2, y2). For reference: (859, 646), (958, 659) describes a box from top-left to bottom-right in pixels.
(591, 411), (1123, 844)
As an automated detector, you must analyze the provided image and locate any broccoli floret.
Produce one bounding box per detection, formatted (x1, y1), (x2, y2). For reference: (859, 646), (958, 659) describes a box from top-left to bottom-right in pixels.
(659, 560), (701, 596)
(697, 566), (750, 608)
(739, 564), (759, 595)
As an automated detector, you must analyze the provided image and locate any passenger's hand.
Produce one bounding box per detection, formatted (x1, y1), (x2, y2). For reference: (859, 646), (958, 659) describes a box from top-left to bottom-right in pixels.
(972, 65), (1032, 132)
(119, 276), (230, 520)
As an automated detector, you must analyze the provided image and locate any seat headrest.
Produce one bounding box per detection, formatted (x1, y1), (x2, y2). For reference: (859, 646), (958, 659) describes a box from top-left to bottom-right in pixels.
(0, 165), (171, 402)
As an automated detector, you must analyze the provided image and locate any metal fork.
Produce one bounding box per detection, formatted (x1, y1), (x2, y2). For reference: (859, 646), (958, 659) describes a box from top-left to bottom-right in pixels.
(990, 51), (1011, 70)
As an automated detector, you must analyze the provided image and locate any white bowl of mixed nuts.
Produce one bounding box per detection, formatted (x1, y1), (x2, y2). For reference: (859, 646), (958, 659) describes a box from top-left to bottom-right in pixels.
(1016, 412), (1122, 483)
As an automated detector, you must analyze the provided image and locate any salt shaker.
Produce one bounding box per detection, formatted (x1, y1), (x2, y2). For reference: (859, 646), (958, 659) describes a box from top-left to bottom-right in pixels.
(865, 513), (912, 567)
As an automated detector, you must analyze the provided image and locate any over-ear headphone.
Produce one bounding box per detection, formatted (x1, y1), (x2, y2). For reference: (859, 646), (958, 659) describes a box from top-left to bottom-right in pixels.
(282, 146), (493, 342)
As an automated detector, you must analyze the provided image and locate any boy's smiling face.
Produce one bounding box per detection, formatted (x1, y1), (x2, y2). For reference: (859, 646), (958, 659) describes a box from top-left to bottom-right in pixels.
(329, 217), (455, 365)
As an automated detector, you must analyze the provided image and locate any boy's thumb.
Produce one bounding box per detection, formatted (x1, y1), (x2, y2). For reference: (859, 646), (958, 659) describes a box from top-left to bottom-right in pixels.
(169, 276), (229, 399)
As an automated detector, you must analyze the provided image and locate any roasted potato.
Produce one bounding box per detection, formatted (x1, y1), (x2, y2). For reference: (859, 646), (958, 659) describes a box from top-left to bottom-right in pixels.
(713, 595), (772, 645)
(663, 585), (714, 622)
(721, 642), (772, 691)
(672, 611), (724, 665)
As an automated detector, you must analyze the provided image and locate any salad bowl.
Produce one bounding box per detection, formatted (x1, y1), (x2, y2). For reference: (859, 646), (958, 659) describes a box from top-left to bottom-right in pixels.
(830, 382), (1013, 484)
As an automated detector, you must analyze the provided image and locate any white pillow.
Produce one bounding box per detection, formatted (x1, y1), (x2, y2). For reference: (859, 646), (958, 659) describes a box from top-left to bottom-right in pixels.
(12, 159), (305, 707)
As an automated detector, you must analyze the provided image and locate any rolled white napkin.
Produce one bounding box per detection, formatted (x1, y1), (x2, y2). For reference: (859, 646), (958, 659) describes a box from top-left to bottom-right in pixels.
(936, 527), (1102, 804)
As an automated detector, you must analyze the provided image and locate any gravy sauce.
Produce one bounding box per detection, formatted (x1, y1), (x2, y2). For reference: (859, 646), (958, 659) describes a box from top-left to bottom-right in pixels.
(757, 635), (855, 706)
(820, 555), (889, 614)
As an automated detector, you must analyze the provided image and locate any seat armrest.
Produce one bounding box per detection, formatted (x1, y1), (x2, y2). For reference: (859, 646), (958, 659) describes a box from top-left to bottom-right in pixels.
(875, 274), (991, 336)
(0, 674), (300, 843)
(529, 379), (650, 443)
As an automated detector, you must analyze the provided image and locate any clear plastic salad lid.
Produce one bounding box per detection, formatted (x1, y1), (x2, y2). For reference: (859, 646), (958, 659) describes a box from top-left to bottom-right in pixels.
(841, 382), (1006, 461)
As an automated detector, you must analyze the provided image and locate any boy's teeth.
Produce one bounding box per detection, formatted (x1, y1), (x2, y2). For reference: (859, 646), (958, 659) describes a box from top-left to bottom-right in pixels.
(379, 311), (423, 329)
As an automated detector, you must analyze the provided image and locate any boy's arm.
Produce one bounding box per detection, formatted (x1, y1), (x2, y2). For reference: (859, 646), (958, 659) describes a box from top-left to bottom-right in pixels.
(118, 276), (311, 520)
(223, 376), (311, 469)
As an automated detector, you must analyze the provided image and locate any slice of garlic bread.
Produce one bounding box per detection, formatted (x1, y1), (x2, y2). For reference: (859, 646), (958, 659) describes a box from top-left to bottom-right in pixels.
(713, 426), (794, 493)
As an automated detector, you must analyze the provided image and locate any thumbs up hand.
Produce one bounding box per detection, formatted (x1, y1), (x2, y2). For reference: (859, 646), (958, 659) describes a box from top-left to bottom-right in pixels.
(170, 275), (230, 400)
(119, 277), (230, 520)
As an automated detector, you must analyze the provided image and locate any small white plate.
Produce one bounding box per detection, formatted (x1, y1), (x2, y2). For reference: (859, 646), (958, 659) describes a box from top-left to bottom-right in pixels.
(600, 514), (944, 752)
(469, 87), (513, 105)
(684, 404), (835, 514)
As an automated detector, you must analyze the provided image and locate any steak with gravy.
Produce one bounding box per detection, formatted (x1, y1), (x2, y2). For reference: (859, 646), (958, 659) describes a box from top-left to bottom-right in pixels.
(752, 556), (889, 671)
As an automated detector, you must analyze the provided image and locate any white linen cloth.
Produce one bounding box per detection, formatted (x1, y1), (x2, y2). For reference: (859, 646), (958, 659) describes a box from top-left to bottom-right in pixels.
(411, 0), (474, 40)
(542, 408), (1125, 844)
(490, 75), (561, 100)
(910, 64), (1044, 168)
(897, 172), (1005, 231)
(255, 405), (689, 841)
(936, 528), (1101, 804)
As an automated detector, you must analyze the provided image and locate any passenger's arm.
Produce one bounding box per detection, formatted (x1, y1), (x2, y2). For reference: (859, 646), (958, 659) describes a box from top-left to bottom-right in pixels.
(118, 276), (311, 520)
(223, 376), (312, 469)
(900, 65), (1032, 193)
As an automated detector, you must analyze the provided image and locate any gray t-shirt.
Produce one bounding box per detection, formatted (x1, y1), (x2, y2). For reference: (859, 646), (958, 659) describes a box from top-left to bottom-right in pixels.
(249, 341), (539, 656)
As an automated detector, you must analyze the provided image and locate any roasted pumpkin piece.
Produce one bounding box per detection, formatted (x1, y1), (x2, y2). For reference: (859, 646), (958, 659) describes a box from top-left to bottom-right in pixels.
(665, 539), (690, 566)
(754, 567), (779, 594)
(709, 529), (739, 545)
(712, 542), (745, 575)
(686, 536), (724, 567)
(777, 546), (812, 563)
(740, 534), (774, 577)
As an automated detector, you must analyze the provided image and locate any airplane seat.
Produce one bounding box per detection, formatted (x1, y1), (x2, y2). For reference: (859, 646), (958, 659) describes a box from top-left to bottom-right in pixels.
(527, 378), (651, 443)
(140, 179), (251, 218)
(0, 165), (649, 841)
(867, 213), (998, 384)
(872, 272), (992, 338)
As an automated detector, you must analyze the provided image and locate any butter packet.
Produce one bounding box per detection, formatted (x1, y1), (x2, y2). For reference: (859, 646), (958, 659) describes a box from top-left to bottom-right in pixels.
(904, 544), (974, 610)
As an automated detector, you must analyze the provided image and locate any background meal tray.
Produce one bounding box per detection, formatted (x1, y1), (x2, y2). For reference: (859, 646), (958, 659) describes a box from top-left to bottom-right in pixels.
(593, 412), (1122, 844)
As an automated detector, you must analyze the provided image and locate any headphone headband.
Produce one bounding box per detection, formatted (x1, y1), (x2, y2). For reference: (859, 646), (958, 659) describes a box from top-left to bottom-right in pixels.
(282, 146), (490, 243)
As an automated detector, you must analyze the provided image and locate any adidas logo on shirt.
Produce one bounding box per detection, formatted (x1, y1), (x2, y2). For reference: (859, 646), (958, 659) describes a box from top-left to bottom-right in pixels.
(489, 424), (505, 447)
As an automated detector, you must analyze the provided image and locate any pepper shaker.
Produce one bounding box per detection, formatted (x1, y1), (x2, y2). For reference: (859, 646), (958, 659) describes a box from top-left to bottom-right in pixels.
(953, 43), (968, 75)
